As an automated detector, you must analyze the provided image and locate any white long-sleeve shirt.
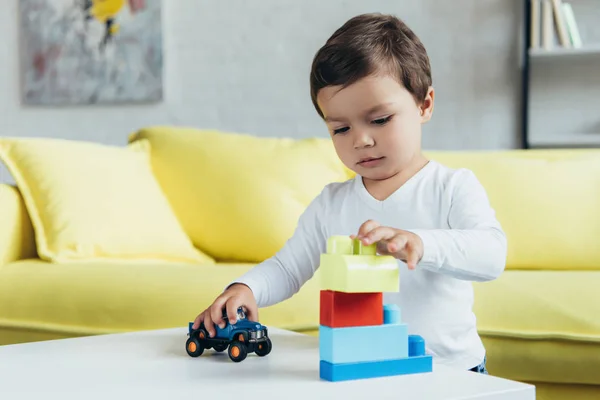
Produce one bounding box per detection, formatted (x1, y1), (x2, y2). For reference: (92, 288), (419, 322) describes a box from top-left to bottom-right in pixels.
(232, 160), (507, 370)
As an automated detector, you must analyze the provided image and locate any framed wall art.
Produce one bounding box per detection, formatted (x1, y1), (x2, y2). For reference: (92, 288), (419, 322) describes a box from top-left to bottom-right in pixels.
(19, 0), (163, 105)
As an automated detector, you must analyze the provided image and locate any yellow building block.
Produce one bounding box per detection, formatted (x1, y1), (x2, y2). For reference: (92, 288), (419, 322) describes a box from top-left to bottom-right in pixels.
(320, 236), (399, 293)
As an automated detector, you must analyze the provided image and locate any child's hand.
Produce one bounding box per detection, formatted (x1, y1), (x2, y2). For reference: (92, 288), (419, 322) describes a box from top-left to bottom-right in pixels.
(192, 283), (258, 337)
(351, 219), (423, 270)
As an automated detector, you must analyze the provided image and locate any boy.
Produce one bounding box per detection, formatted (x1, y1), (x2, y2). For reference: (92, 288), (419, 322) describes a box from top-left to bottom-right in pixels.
(193, 13), (506, 374)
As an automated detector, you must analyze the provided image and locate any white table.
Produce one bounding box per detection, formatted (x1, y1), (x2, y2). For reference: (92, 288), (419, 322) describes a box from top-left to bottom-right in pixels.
(0, 327), (535, 399)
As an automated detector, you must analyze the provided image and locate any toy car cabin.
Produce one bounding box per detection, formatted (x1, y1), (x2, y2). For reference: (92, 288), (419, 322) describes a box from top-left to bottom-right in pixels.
(186, 307), (272, 362)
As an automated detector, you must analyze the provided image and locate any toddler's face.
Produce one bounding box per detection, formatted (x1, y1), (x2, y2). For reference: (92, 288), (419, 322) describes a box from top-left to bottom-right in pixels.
(317, 74), (433, 182)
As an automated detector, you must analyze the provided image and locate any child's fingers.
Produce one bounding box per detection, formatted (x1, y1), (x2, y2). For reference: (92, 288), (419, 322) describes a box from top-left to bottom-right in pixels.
(203, 312), (216, 338)
(192, 311), (204, 330)
(356, 219), (380, 239)
(403, 238), (421, 270)
(406, 249), (420, 270)
(225, 299), (241, 325)
(210, 295), (230, 330)
(386, 233), (409, 253)
(374, 235), (407, 256)
(375, 240), (390, 255)
(362, 226), (397, 245)
(245, 302), (259, 322)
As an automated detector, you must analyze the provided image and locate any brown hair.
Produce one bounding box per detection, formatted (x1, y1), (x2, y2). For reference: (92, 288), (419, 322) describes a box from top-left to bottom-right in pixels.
(309, 13), (432, 118)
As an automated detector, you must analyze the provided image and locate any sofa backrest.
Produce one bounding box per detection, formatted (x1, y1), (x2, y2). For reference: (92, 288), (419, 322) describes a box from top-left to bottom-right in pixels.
(128, 126), (350, 263)
(4, 127), (599, 272)
(0, 184), (37, 267)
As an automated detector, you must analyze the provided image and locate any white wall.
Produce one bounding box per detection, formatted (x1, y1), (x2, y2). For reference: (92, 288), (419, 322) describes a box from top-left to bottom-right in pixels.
(1, 0), (524, 184)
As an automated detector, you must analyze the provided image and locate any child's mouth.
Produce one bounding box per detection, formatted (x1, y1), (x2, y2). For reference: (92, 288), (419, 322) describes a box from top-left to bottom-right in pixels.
(358, 156), (385, 167)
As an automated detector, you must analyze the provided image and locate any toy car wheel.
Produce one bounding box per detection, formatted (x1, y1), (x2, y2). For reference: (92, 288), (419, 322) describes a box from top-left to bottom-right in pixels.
(255, 338), (272, 357)
(186, 337), (204, 357)
(197, 328), (209, 341)
(213, 343), (228, 352)
(228, 341), (247, 362)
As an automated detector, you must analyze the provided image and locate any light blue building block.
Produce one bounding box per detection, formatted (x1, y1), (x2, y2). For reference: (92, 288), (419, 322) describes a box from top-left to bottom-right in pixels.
(320, 355), (433, 382)
(319, 323), (408, 364)
(409, 335), (426, 357)
(383, 304), (400, 324)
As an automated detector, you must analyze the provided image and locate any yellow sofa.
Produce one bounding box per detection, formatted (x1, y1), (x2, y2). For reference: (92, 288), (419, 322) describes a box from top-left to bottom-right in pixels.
(1, 127), (599, 400)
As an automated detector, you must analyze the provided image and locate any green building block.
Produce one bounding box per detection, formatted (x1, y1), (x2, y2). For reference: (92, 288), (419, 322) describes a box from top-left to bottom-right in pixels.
(320, 236), (399, 293)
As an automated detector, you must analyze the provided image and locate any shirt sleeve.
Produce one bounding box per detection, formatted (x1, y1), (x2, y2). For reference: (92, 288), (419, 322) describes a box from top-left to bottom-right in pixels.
(227, 188), (329, 308)
(407, 169), (507, 282)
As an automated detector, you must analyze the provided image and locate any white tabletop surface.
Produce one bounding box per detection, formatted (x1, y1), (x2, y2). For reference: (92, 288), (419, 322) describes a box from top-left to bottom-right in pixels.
(0, 327), (535, 400)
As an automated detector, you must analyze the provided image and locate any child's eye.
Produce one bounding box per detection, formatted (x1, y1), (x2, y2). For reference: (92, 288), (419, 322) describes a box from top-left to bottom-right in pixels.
(372, 115), (393, 125)
(333, 127), (350, 134)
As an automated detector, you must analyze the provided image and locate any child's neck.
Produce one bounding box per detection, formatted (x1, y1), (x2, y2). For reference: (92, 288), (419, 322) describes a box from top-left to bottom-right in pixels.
(362, 153), (429, 201)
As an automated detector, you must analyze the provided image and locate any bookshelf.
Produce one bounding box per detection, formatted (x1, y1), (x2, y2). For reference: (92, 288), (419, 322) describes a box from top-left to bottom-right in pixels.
(521, 0), (600, 148)
(529, 44), (600, 58)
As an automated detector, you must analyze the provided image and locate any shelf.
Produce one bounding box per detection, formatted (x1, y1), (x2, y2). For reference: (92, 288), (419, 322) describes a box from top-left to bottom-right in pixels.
(529, 44), (600, 59)
(522, 1), (600, 149)
(529, 133), (600, 147)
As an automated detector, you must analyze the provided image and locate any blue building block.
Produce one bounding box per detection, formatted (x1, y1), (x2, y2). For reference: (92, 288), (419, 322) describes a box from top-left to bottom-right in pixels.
(319, 323), (408, 364)
(383, 304), (400, 324)
(319, 355), (433, 382)
(409, 335), (426, 357)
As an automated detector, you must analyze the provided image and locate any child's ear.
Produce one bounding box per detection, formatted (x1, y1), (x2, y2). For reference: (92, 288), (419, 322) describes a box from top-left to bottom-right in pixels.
(419, 87), (434, 123)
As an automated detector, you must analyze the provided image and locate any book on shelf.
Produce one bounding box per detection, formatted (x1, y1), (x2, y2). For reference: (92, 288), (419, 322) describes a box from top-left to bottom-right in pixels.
(530, 0), (582, 50)
(561, 2), (582, 48)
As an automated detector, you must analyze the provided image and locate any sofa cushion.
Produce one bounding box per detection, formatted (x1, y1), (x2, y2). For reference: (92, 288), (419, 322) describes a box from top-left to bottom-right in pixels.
(0, 259), (320, 345)
(129, 127), (349, 262)
(473, 270), (600, 385)
(424, 149), (600, 271)
(0, 137), (212, 264)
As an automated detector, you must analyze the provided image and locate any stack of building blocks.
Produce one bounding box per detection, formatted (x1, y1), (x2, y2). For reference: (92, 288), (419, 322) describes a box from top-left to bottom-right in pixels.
(318, 236), (433, 382)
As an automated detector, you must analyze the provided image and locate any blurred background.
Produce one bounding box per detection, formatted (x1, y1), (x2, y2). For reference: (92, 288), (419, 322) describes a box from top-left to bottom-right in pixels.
(1, 0), (599, 181)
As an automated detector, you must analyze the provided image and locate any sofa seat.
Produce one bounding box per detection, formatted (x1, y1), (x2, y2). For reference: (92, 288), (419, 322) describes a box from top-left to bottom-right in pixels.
(473, 270), (600, 387)
(0, 259), (320, 346)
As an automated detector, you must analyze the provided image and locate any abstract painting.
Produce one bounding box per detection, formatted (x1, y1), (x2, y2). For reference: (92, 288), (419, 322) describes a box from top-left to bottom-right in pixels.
(19, 0), (163, 105)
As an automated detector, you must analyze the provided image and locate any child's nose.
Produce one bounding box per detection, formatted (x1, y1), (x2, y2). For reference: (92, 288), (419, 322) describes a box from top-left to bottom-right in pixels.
(353, 130), (375, 149)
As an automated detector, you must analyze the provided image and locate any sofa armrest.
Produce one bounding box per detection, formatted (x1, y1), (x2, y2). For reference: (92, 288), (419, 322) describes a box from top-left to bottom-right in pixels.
(0, 184), (36, 266)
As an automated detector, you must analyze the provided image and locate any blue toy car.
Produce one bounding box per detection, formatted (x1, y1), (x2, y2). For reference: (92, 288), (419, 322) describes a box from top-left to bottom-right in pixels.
(186, 307), (272, 362)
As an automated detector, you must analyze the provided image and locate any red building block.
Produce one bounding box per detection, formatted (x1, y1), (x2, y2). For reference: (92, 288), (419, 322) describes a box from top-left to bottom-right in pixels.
(320, 290), (383, 328)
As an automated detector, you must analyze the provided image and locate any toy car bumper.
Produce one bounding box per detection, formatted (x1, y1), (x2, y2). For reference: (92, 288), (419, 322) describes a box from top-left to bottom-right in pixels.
(248, 329), (268, 343)
(249, 336), (269, 344)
